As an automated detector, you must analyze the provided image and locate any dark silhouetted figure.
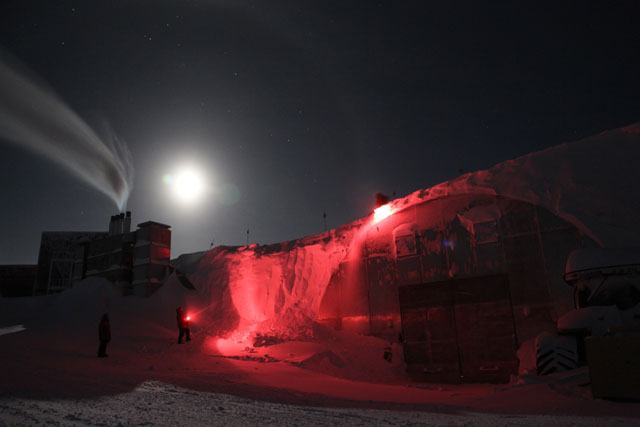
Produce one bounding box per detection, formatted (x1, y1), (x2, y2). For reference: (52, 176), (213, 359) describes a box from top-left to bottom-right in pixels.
(98, 313), (111, 357)
(176, 306), (191, 344)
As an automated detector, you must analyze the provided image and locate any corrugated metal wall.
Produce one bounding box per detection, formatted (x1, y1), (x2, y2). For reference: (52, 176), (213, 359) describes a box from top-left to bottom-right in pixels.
(317, 194), (596, 382)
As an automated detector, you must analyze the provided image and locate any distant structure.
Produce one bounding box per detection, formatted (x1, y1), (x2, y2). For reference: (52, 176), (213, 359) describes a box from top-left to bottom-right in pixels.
(33, 212), (171, 296)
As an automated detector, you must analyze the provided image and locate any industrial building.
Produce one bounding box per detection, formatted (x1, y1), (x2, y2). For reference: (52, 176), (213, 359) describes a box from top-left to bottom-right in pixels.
(33, 212), (172, 296)
(317, 194), (597, 383)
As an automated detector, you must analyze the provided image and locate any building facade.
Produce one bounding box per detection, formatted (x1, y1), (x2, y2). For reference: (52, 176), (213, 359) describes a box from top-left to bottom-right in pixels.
(34, 212), (171, 296)
(317, 194), (598, 383)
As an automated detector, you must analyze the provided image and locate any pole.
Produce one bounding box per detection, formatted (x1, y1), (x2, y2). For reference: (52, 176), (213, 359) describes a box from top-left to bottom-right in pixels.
(246, 229), (249, 246)
(323, 212), (327, 232)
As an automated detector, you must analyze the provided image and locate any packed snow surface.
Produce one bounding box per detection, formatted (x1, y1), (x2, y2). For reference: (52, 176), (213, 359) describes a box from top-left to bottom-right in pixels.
(0, 381), (636, 427)
(1, 271), (639, 426)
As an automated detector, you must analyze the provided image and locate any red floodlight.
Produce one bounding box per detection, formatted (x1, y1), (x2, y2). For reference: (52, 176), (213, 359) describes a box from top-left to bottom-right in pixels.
(373, 204), (392, 223)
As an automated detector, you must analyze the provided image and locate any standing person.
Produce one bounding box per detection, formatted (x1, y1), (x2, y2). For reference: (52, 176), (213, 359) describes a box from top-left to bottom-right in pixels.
(98, 313), (111, 357)
(176, 306), (191, 344)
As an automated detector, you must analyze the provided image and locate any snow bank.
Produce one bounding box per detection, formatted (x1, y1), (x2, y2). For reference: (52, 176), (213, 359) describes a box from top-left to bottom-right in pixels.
(0, 294), (55, 327)
(393, 123), (640, 247)
(187, 228), (361, 340)
(13, 275), (199, 349)
(209, 329), (405, 384)
(28, 277), (121, 333)
(171, 250), (207, 274)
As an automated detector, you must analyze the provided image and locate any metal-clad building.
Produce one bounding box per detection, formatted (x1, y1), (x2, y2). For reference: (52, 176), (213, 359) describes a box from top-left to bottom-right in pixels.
(35, 212), (171, 296)
(317, 194), (598, 383)
(132, 221), (171, 296)
(35, 231), (107, 295)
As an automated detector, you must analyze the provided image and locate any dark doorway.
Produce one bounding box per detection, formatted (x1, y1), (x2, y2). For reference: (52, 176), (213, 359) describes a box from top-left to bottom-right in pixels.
(399, 274), (518, 383)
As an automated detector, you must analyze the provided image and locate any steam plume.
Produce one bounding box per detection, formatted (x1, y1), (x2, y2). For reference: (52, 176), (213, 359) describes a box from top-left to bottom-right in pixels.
(0, 55), (133, 211)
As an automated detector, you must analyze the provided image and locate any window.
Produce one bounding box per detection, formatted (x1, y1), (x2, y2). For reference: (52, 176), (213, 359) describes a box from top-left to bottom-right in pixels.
(396, 234), (417, 258)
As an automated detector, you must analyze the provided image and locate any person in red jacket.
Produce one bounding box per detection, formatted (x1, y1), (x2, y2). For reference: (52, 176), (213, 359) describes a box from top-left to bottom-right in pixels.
(98, 313), (111, 357)
(176, 306), (191, 344)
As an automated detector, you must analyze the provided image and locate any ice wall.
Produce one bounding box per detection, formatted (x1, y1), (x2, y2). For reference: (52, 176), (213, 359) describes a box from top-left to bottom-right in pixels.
(187, 224), (364, 339)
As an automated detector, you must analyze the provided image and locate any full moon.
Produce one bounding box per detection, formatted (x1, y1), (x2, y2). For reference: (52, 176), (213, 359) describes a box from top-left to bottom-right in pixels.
(163, 166), (207, 204)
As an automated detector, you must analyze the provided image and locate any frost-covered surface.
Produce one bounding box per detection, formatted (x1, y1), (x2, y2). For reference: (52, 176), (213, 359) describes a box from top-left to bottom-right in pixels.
(0, 381), (637, 427)
(186, 227), (362, 340)
(1, 278), (640, 426)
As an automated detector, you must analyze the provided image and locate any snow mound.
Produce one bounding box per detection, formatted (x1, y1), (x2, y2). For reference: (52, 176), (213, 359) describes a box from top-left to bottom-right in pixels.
(393, 123), (640, 246)
(287, 329), (406, 383)
(171, 250), (206, 274)
(0, 294), (55, 327)
(28, 277), (121, 333)
(254, 307), (333, 342)
(298, 350), (345, 371)
(6, 275), (200, 349)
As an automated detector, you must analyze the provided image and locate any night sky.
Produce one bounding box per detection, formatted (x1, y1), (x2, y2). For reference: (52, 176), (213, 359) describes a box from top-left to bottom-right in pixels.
(1, 1), (639, 264)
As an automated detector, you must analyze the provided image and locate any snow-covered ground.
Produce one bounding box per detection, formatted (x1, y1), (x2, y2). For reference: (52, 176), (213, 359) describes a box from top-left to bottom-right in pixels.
(0, 380), (635, 427)
(1, 278), (639, 426)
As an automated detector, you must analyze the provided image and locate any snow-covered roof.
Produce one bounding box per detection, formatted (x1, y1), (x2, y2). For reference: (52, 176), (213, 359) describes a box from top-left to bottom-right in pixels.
(387, 122), (640, 247)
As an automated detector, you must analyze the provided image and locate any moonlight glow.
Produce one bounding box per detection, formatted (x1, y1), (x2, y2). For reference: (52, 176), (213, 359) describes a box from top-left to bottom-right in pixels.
(163, 166), (207, 204)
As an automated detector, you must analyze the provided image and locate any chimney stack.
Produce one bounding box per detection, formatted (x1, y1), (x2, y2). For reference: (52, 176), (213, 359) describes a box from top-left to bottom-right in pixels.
(123, 211), (132, 233)
(108, 215), (117, 235)
(109, 213), (128, 235)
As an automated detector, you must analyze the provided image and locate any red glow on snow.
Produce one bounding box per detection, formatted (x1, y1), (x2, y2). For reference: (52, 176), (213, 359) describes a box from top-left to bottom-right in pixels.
(373, 204), (393, 223)
(211, 337), (241, 355)
(231, 277), (269, 324)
